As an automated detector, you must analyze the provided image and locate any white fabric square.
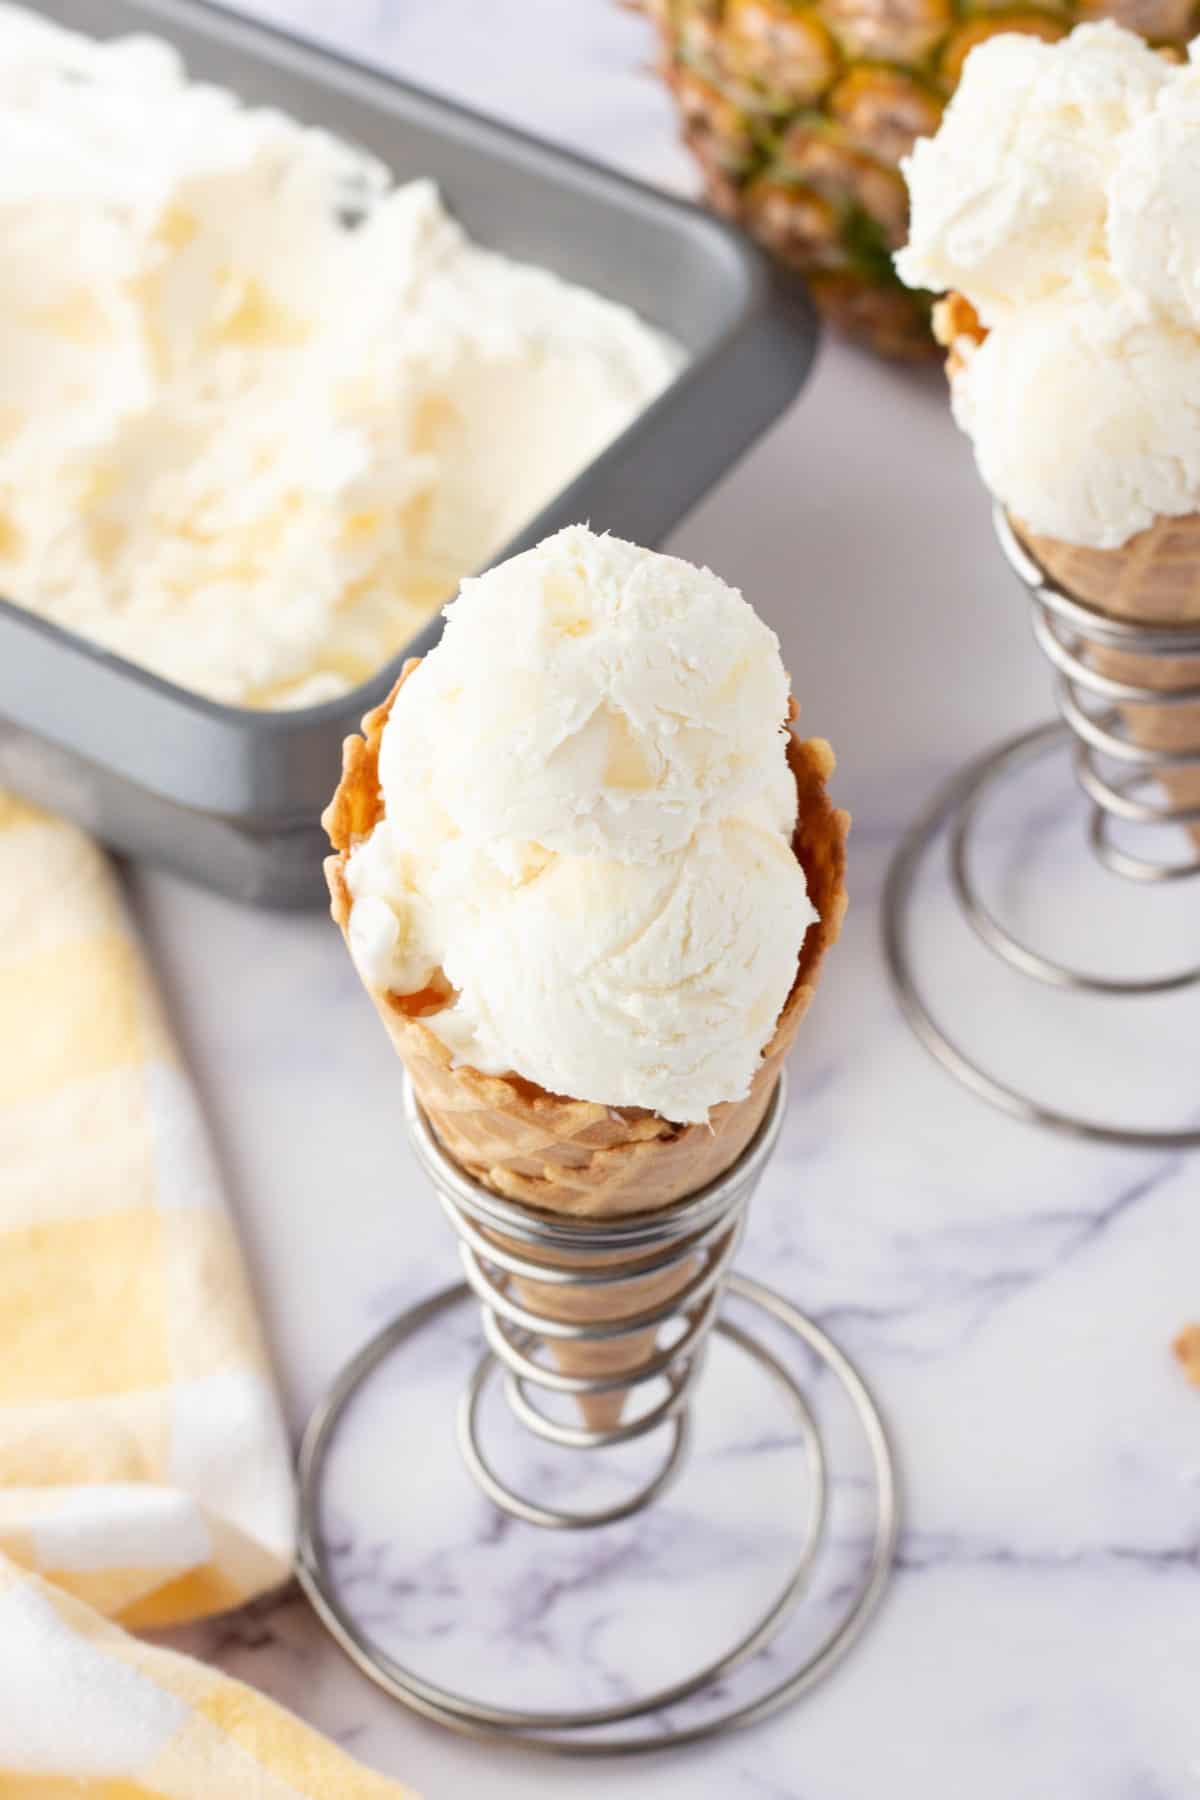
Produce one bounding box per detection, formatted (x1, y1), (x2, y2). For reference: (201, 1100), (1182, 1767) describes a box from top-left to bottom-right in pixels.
(0, 1575), (186, 1771)
(31, 1484), (211, 1575)
(170, 1369), (296, 1566)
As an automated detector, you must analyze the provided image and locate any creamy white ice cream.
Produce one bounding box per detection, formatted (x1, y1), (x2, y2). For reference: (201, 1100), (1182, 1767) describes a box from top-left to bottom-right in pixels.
(0, 6), (678, 705)
(1108, 60), (1200, 333)
(345, 527), (817, 1122)
(896, 24), (1169, 325)
(897, 25), (1200, 549)
(950, 297), (1200, 549)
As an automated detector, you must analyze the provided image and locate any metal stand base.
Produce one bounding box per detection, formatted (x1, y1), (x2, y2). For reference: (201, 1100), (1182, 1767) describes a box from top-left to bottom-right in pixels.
(296, 1273), (897, 1755)
(883, 720), (1200, 1149)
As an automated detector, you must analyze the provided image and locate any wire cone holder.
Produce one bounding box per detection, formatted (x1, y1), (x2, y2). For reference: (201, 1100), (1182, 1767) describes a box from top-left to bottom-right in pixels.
(297, 1071), (898, 1752)
(884, 505), (1200, 1147)
(424, 1069), (770, 1523)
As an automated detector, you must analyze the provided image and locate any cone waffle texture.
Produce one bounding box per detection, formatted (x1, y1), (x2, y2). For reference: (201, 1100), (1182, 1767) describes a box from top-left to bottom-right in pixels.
(934, 294), (1200, 846)
(490, 1238), (703, 1434)
(325, 659), (848, 1424)
(1017, 518), (1200, 848)
(1174, 1323), (1200, 1388)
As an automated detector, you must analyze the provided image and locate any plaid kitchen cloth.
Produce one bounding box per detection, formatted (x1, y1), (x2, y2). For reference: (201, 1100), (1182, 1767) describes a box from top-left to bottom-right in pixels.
(0, 794), (414, 1796)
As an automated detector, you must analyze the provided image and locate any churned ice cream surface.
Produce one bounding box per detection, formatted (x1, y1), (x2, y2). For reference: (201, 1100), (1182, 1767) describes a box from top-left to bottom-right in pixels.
(0, 6), (678, 705)
(897, 24), (1200, 549)
(345, 528), (817, 1123)
(1108, 71), (1200, 333)
(949, 297), (1200, 548)
(896, 24), (1171, 324)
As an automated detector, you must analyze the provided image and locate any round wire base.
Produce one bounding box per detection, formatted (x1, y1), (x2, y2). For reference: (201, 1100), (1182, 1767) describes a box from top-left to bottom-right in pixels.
(883, 720), (1200, 1149)
(296, 1273), (897, 1755)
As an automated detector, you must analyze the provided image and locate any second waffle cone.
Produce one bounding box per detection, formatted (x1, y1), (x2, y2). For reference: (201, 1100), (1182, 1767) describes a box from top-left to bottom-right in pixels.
(1016, 520), (1200, 849)
(325, 662), (848, 1429)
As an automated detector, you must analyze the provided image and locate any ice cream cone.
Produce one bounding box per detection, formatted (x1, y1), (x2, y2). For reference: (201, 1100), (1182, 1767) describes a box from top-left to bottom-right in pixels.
(325, 661), (848, 1429)
(933, 296), (1200, 848)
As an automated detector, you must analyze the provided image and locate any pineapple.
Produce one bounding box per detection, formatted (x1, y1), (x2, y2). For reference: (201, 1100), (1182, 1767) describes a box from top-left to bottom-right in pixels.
(644, 0), (1196, 356)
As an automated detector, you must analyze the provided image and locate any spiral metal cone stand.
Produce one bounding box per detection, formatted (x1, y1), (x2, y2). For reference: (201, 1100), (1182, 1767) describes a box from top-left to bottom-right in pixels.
(297, 1073), (898, 1753)
(884, 507), (1200, 1147)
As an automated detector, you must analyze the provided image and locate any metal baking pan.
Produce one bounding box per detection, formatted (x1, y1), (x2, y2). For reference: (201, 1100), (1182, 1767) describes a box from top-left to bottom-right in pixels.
(0, 0), (818, 906)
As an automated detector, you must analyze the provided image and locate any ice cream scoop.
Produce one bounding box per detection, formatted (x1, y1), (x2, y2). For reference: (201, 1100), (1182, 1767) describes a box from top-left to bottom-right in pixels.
(948, 293), (1200, 550)
(1108, 59), (1200, 333)
(896, 23), (1169, 326)
(898, 24), (1200, 552)
(341, 527), (818, 1124)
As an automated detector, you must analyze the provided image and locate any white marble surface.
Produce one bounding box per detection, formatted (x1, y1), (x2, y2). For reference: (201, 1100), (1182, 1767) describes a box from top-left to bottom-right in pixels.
(131, 2), (1200, 1794)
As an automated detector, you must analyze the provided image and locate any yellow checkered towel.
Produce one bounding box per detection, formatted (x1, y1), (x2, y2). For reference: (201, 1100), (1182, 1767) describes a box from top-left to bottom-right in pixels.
(0, 1561), (416, 1795)
(0, 795), (414, 1796)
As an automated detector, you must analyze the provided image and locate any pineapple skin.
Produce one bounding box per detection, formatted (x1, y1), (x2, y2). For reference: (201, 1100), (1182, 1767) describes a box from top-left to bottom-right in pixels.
(648, 0), (1197, 357)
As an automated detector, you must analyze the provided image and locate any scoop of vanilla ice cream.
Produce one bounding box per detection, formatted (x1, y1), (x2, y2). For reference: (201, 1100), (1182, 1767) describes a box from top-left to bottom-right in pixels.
(952, 294), (1200, 547)
(1108, 60), (1200, 332)
(376, 530), (799, 862)
(896, 24), (1168, 324)
(345, 528), (817, 1123)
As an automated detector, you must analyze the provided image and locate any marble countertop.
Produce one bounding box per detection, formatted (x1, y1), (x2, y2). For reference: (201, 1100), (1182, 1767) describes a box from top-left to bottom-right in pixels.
(137, 3), (1200, 1794)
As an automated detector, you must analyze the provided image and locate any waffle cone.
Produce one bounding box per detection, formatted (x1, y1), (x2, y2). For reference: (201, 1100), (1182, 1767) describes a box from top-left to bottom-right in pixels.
(324, 661), (848, 1427)
(1017, 519), (1200, 847)
(933, 295), (1200, 846)
(488, 1240), (704, 1434)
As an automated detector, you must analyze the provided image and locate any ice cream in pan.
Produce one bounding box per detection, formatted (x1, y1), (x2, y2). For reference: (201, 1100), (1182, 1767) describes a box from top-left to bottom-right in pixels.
(897, 24), (1200, 842)
(0, 6), (677, 709)
(324, 526), (847, 1427)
